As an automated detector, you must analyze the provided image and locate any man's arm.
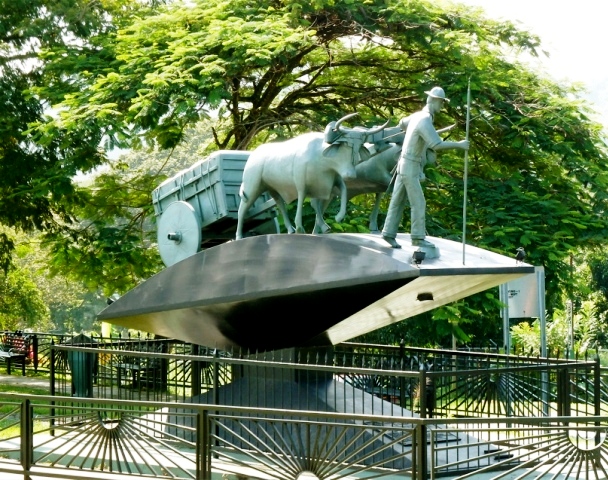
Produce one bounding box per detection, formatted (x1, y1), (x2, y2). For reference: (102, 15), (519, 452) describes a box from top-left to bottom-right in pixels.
(420, 116), (466, 152)
(434, 139), (469, 151)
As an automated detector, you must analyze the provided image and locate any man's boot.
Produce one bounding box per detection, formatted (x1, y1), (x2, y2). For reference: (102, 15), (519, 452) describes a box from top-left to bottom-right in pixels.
(411, 238), (435, 248)
(382, 235), (402, 249)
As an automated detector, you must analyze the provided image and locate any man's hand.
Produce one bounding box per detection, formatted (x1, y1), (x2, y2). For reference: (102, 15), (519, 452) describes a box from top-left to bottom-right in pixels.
(434, 139), (469, 152)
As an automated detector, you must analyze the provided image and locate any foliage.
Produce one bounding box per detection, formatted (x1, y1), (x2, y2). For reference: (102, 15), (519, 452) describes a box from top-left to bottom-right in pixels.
(0, 0), (164, 271)
(3, 0), (608, 342)
(13, 235), (107, 333)
(40, 121), (215, 294)
(1, 1), (111, 268)
(0, 226), (48, 331)
(43, 170), (162, 295)
(511, 300), (607, 357)
(588, 251), (608, 321)
(36, 0), (555, 150)
(0, 267), (50, 331)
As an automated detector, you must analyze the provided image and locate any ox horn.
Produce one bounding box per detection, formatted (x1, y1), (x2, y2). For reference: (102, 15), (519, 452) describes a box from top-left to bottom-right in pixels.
(366, 118), (391, 135)
(335, 112), (359, 132)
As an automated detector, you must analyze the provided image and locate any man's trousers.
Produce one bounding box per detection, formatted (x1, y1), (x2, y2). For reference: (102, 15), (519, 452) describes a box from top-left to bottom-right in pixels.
(381, 159), (426, 240)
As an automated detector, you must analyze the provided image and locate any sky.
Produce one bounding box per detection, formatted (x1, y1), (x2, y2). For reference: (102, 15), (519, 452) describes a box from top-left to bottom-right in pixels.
(456, 0), (608, 126)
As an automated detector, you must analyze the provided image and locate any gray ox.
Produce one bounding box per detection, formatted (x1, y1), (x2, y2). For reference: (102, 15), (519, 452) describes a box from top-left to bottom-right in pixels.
(236, 113), (388, 240)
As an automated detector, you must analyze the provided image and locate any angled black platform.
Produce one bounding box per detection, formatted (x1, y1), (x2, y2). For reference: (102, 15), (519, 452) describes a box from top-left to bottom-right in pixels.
(98, 233), (533, 351)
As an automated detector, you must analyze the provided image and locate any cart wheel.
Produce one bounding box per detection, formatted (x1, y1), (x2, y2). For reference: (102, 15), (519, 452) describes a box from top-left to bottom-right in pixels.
(157, 201), (202, 267)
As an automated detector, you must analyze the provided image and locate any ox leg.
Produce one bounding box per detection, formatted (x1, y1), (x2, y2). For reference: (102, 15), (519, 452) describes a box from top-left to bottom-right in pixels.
(270, 193), (295, 234)
(369, 192), (384, 233)
(335, 176), (348, 223)
(295, 192), (306, 234)
(236, 197), (255, 240)
(311, 198), (331, 234)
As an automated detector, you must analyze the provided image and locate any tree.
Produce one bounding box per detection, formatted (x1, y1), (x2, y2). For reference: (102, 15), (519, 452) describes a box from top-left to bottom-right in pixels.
(41, 121), (216, 294)
(0, 227), (49, 330)
(0, 270), (50, 331)
(0, 0), (172, 293)
(0, 0), (166, 271)
(5, 0), (608, 338)
(14, 231), (108, 333)
(38, 0), (556, 150)
(511, 300), (607, 358)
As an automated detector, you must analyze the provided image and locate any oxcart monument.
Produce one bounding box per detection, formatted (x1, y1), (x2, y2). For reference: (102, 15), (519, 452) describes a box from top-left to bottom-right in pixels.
(95, 99), (536, 472)
(98, 91), (535, 380)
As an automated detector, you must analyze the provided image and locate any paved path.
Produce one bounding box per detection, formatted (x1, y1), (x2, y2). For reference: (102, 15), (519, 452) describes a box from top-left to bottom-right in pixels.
(0, 372), (50, 390)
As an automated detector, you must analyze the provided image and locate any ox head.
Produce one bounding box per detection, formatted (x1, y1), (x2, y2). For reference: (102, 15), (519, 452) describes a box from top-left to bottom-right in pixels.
(323, 113), (390, 173)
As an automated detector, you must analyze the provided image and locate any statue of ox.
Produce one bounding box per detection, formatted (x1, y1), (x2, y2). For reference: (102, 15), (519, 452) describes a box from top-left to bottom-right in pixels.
(235, 113), (389, 240)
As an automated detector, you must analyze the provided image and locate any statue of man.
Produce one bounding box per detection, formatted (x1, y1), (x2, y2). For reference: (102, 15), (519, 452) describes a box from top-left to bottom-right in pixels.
(381, 86), (469, 249)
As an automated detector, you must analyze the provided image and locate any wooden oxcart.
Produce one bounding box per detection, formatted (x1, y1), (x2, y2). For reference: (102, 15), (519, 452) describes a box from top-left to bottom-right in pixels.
(152, 150), (278, 266)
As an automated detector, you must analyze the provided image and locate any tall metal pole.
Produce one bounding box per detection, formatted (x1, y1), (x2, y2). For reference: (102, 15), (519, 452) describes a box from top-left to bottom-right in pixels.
(499, 283), (510, 353)
(462, 78), (471, 264)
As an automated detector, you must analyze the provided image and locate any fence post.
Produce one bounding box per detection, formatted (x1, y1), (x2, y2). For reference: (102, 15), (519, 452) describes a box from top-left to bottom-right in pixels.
(192, 344), (201, 398)
(557, 367), (570, 419)
(416, 421), (428, 480)
(32, 334), (38, 373)
(21, 399), (33, 480)
(399, 340), (407, 408)
(417, 368), (428, 480)
(594, 355), (601, 416)
(49, 341), (56, 436)
(594, 353), (602, 459)
(197, 409), (211, 480)
(419, 366), (427, 419)
(213, 350), (220, 406)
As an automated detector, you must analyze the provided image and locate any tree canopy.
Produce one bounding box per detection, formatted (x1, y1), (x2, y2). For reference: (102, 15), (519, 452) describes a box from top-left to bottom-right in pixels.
(0, 0), (160, 270)
(2, 0), (608, 342)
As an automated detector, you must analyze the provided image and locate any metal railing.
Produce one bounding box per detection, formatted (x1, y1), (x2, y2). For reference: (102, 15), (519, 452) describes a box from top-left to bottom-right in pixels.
(44, 341), (605, 419)
(2, 338), (608, 479)
(1, 393), (608, 480)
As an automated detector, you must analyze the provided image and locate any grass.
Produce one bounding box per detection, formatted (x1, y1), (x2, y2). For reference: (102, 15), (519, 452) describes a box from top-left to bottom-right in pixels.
(0, 373), (52, 440)
(0, 383), (50, 397)
(0, 370), (50, 399)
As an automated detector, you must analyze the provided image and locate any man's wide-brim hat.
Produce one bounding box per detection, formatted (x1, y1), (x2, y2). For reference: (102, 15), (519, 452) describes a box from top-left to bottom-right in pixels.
(425, 86), (449, 102)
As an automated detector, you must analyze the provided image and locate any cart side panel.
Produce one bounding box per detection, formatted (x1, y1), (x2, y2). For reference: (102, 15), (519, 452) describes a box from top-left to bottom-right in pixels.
(220, 153), (250, 215)
(152, 150), (276, 232)
(189, 154), (228, 229)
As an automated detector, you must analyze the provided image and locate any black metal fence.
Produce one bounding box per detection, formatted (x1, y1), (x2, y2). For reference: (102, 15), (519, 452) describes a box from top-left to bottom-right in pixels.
(41, 338), (604, 420)
(49, 337), (224, 403)
(1, 393), (608, 480)
(2, 333), (608, 480)
(1, 331), (604, 419)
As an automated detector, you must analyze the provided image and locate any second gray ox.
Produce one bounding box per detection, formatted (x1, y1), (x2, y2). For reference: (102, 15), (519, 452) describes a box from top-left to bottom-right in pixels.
(310, 142), (400, 233)
(236, 113), (388, 239)
(311, 123), (455, 232)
